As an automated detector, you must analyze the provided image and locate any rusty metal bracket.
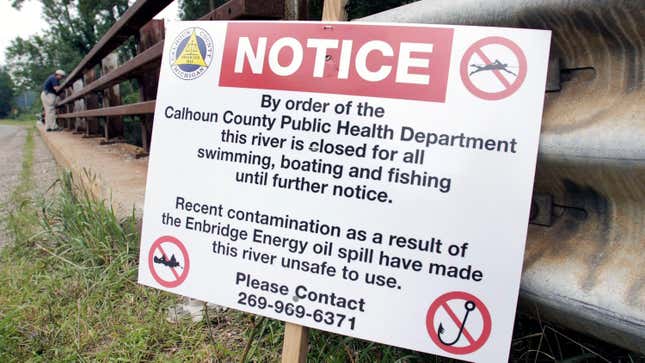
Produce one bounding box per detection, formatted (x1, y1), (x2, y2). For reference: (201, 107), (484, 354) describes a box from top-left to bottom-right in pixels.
(529, 194), (553, 227)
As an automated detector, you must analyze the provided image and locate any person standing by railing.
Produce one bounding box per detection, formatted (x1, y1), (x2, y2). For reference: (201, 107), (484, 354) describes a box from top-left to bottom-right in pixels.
(40, 69), (66, 131)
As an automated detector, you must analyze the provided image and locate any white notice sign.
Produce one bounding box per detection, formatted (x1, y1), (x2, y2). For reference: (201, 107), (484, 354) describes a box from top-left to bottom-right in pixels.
(138, 21), (551, 362)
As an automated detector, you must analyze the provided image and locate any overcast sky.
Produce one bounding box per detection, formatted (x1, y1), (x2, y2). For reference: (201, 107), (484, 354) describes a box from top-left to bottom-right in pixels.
(0, 0), (179, 66)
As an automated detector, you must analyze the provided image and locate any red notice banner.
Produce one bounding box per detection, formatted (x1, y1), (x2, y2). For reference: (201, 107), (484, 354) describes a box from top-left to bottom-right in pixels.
(220, 23), (454, 102)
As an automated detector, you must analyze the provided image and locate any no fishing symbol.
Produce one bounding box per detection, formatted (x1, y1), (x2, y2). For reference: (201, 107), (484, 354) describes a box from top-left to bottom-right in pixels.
(460, 36), (527, 100)
(148, 235), (190, 288)
(426, 291), (492, 355)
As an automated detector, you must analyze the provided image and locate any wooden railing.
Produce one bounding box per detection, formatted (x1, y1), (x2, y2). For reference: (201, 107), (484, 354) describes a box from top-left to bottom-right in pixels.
(55, 0), (286, 153)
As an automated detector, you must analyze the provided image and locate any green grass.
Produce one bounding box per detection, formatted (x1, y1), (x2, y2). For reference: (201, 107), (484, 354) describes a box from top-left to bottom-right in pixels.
(0, 127), (235, 361)
(0, 119), (37, 127)
(0, 169), (242, 361)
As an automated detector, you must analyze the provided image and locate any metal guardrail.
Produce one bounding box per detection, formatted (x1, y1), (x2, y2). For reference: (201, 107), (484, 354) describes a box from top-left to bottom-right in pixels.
(362, 0), (645, 353)
(55, 0), (285, 152)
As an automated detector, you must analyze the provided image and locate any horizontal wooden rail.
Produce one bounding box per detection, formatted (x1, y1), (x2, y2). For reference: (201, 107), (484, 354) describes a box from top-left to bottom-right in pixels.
(57, 42), (163, 107)
(57, 101), (155, 119)
(59, 0), (173, 89)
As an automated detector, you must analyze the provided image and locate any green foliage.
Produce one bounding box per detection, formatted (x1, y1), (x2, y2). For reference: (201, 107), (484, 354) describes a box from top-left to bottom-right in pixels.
(0, 68), (16, 118)
(6, 0), (129, 91)
(179, 0), (230, 20)
(3, 35), (51, 92)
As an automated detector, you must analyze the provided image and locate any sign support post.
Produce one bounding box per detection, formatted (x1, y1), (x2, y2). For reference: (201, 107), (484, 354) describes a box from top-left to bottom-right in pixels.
(322, 0), (349, 22)
(281, 323), (310, 363)
(279, 2), (349, 361)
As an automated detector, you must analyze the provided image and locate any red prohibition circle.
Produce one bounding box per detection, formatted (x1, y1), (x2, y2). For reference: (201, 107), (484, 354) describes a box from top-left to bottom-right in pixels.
(460, 36), (527, 100)
(148, 235), (190, 288)
(426, 291), (492, 355)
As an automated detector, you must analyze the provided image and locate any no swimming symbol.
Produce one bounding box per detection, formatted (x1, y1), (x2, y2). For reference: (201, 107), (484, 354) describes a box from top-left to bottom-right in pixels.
(460, 36), (527, 100)
(148, 235), (190, 288)
(426, 291), (492, 355)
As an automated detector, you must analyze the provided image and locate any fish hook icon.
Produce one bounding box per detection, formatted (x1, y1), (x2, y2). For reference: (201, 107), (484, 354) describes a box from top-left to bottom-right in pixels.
(437, 300), (476, 346)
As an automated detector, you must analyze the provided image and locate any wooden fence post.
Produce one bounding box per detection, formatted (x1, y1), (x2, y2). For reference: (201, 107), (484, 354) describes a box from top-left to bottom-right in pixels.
(63, 87), (74, 130)
(101, 53), (124, 142)
(72, 78), (86, 133)
(137, 20), (164, 153)
(83, 68), (100, 136)
(284, 0), (309, 20)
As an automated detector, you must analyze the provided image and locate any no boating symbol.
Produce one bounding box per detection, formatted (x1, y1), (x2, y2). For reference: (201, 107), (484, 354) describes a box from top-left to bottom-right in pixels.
(148, 235), (190, 288)
(426, 291), (492, 355)
(460, 36), (527, 100)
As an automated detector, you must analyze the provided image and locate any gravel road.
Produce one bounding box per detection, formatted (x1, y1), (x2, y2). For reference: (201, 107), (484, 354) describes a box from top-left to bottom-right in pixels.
(0, 124), (57, 248)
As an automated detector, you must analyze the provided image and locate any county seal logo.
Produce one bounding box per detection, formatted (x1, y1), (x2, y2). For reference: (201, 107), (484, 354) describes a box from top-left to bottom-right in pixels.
(169, 28), (214, 80)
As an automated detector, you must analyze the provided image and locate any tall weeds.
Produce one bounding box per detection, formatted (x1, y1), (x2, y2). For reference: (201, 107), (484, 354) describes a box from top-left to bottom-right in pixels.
(39, 171), (139, 270)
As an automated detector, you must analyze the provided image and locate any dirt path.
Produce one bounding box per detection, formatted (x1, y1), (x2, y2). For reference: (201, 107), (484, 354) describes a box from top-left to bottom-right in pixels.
(0, 125), (57, 248)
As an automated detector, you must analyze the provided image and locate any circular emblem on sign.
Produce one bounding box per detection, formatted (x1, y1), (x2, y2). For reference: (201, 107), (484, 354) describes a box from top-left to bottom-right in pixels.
(460, 36), (527, 100)
(148, 235), (190, 288)
(426, 291), (492, 355)
(169, 27), (214, 80)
